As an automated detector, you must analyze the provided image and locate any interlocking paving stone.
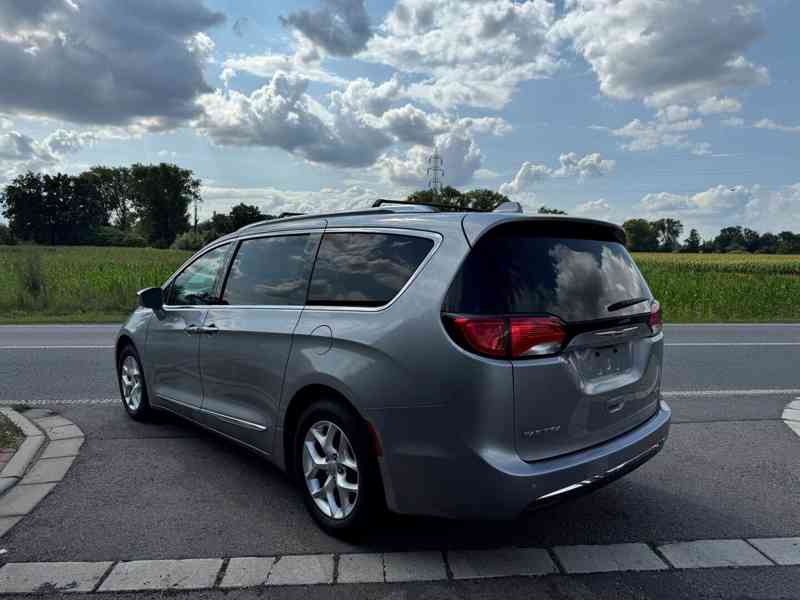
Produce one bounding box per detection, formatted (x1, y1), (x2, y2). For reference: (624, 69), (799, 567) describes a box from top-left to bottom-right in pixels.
(21, 456), (75, 484)
(554, 543), (668, 573)
(219, 557), (275, 588)
(0, 483), (56, 517)
(0, 516), (22, 537)
(658, 540), (773, 568)
(448, 548), (556, 579)
(42, 424), (83, 441)
(98, 559), (223, 591)
(748, 538), (800, 565)
(20, 409), (55, 420)
(338, 553), (384, 583)
(39, 437), (84, 459)
(267, 554), (334, 586)
(384, 551), (447, 582)
(0, 561), (112, 593)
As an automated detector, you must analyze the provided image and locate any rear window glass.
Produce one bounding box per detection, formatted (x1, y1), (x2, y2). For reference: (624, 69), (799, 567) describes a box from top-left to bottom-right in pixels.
(308, 232), (434, 307)
(444, 229), (652, 322)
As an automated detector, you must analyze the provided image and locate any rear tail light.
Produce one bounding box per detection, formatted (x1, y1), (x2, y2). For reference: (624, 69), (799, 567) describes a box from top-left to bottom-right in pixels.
(445, 315), (566, 359)
(648, 300), (663, 336)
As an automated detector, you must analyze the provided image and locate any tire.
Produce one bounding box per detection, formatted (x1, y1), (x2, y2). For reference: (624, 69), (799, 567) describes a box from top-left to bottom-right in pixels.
(294, 398), (383, 537)
(117, 344), (154, 421)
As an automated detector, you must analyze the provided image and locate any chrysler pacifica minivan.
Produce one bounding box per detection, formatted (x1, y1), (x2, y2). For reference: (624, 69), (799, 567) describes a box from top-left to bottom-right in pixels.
(116, 201), (671, 535)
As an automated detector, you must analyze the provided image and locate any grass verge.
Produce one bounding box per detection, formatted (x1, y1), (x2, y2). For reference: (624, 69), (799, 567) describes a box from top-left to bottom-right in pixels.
(1, 245), (799, 324)
(0, 412), (22, 452)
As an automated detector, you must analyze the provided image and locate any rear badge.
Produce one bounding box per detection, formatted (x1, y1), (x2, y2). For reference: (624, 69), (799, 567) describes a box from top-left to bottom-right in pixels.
(523, 425), (562, 438)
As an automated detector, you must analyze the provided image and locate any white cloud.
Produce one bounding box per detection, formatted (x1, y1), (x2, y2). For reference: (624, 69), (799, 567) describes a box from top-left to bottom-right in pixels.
(499, 152), (615, 195)
(221, 51), (347, 88)
(200, 183), (379, 218)
(0, 127), (94, 183)
(365, 0), (560, 110)
(0, 0), (224, 128)
(379, 129), (483, 188)
(722, 117), (745, 127)
(195, 71), (394, 168)
(555, 0), (768, 108)
(753, 119), (800, 134)
(573, 198), (611, 218)
(634, 183), (800, 235)
(611, 116), (709, 154)
(698, 96), (743, 115)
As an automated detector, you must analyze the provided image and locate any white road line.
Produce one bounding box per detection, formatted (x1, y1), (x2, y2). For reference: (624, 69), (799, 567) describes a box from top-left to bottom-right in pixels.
(0, 398), (117, 406)
(0, 346), (113, 350)
(663, 389), (800, 398)
(666, 342), (800, 347)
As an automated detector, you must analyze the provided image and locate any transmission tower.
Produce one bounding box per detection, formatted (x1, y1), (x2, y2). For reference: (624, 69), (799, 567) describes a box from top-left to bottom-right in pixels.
(427, 148), (444, 196)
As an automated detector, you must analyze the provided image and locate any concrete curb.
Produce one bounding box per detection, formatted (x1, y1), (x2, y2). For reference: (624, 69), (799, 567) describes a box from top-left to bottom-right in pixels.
(0, 536), (798, 594)
(0, 407), (84, 538)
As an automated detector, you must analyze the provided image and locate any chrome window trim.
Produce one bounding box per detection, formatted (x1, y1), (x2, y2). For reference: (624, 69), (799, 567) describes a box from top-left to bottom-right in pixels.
(303, 227), (443, 313)
(164, 227), (443, 313)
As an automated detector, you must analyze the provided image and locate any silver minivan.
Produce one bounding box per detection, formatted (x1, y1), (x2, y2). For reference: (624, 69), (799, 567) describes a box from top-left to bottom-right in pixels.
(116, 202), (671, 536)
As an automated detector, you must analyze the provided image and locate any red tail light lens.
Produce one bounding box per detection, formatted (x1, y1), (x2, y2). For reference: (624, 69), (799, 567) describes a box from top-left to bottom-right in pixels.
(449, 317), (507, 357)
(648, 300), (663, 335)
(446, 316), (566, 359)
(509, 317), (566, 357)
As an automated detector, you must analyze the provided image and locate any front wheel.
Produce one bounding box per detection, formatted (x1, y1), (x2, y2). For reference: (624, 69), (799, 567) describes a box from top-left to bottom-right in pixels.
(117, 345), (154, 421)
(294, 399), (383, 536)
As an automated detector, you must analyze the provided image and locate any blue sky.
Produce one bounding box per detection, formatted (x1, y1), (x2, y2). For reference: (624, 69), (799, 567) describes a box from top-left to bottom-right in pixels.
(0, 0), (798, 239)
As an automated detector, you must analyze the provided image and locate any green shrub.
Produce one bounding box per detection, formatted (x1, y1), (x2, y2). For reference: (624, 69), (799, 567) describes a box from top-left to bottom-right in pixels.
(0, 224), (16, 245)
(12, 250), (48, 310)
(171, 231), (208, 251)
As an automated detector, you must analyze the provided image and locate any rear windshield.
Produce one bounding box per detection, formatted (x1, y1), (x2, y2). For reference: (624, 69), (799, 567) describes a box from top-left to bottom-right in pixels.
(444, 227), (652, 323)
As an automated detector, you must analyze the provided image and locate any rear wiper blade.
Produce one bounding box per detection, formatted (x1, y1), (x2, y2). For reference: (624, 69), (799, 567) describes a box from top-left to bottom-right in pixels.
(607, 297), (649, 312)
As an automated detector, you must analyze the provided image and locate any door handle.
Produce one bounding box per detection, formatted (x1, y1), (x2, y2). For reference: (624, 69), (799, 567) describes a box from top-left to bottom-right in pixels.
(203, 323), (219, 335)
(184, 324), (200, 336)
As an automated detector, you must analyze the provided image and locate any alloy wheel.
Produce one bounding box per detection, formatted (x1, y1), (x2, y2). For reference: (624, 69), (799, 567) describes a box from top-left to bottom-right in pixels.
(120, 355), (143, 412)
(302, 420), (359, 519)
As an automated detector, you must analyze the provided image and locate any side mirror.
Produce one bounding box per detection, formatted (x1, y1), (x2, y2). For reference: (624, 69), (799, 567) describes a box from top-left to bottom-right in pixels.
(138, 287), (164, 311)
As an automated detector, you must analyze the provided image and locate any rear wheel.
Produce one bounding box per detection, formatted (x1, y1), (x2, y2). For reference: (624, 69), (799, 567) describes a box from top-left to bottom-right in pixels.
(294, 398), (382, 536)
(117, 345), (154, 421)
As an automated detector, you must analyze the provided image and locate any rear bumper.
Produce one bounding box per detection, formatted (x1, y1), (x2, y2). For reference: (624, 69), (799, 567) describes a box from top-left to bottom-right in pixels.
(375, 400), (671, 519)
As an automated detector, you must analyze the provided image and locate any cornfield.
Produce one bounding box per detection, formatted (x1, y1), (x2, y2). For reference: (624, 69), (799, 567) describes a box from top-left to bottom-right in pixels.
(0, 246), (798, 323)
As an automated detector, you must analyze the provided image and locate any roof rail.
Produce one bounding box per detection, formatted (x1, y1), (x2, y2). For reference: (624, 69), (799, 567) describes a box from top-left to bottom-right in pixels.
(492, 201), (523, 213)
(372, 199), (484, 212)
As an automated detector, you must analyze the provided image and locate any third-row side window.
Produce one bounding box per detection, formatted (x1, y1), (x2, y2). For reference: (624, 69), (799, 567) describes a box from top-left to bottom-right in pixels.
(308, 232), (434, 307)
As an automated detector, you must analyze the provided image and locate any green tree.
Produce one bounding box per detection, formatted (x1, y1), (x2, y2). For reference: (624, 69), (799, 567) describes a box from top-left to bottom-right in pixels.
(777, 231), (800, 254)
(683, 228), (702, 253)
(0, 171), (105, 244)
(537, 206), (567, 215)
(757, 232), (779, 254)
(742, 228), (761, 253)
(229, 203), (267, 230)
(622, 219), (660, 252)
(0, 223), (15, 245)
(129, 163), (200, 247)
(461, 189), (509, 210)
(653, 218), (684, 251)
(713, 226), (746, 252)
(82, 166), (134, 230)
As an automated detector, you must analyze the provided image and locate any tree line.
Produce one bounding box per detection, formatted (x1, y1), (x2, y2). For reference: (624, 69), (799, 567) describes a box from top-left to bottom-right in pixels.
(2, 172), (798, 254)
(622, 218), (800, 254)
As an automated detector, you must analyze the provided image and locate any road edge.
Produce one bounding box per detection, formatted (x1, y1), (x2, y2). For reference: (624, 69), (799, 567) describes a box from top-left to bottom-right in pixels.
(0, 407), (84, 538)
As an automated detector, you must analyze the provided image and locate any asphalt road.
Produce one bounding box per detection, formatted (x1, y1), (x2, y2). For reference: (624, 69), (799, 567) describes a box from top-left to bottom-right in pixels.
(1, 323), (799, 599)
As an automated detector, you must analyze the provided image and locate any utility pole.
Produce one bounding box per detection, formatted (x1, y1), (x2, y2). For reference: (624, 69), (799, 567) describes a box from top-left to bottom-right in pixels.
(427, 148), (444, 197)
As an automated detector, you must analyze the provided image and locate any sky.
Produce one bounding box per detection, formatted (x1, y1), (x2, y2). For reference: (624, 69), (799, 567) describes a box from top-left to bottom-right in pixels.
(0, 0), (798, 239)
